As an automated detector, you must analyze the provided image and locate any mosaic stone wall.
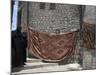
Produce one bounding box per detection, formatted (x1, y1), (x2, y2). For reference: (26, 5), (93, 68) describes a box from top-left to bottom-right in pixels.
(28, 2), (80, 33)
(83, 5), (96, 24)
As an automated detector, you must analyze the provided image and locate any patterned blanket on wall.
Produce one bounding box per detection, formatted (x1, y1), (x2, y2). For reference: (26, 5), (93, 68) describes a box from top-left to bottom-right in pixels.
(81, 23), (96, 49)
(27, 27), (78, 62)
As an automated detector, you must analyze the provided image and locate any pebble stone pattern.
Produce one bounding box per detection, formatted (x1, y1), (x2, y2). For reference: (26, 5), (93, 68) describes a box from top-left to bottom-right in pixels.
(28, 2), (80, 33)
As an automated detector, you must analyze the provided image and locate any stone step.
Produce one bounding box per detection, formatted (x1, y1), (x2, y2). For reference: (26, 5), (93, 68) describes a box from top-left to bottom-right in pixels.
(26, 58), (58, 66)
(27, 58), (42, 63)
(25, 61), (58, 68)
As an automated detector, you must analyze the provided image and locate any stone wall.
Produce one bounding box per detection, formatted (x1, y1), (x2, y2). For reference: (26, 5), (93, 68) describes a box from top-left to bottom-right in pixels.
(83, 5), (96, 24)
(21, 2), (80, 33)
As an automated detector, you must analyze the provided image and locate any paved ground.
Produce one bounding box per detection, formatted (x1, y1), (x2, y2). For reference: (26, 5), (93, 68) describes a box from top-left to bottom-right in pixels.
(12, 58), (82, 74)
(11, 47), (96, 74)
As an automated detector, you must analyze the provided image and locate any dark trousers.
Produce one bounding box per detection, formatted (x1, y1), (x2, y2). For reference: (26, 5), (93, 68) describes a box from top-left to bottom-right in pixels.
(11, 31), (27, 68)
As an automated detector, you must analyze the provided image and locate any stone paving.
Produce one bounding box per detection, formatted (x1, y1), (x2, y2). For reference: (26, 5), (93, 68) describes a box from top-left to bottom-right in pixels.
(12, 58), (82, 74)
(11, 47), (96, 74)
